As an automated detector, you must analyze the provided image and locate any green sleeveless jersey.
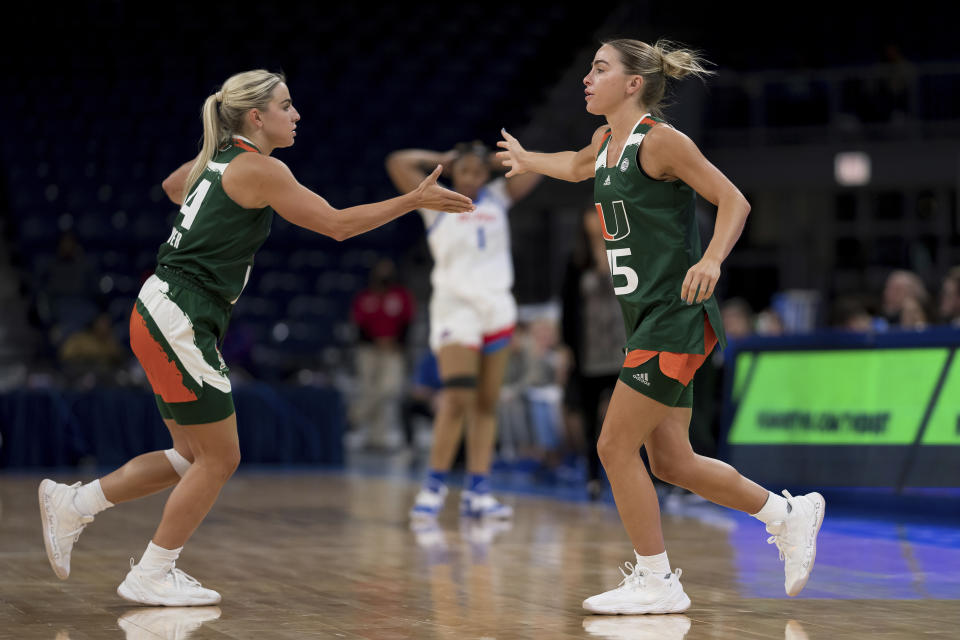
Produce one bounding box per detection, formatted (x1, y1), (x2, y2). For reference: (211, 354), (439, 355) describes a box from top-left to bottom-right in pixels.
(594, 115), (726, 354)
(156, 136), (274, 305)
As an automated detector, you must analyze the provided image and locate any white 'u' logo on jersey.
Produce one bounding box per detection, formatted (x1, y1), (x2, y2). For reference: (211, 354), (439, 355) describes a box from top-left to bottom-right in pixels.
(594, 200), (630, 241)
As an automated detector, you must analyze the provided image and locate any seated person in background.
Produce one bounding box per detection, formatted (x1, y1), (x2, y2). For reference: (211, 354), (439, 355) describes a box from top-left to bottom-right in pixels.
(720, 298), (754, 341)
(348, 258), (415, 450)
(899, 293), (931, 330)
(59, 312), (125, 383)
(938, 266), (960, 327)
(831, 296), (875, 332)
(882, 269), (929, 327)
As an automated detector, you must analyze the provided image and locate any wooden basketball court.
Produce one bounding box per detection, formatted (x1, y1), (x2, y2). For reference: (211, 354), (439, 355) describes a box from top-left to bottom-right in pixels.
(1, 472), (957, 638)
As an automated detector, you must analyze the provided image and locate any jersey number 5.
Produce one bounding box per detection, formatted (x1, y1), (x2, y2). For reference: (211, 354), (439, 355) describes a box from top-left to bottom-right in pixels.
(607, 248), (639, 295)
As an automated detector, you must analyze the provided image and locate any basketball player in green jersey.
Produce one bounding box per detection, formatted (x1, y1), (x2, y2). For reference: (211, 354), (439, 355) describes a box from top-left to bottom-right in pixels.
(498, 40), (825, 614)
(38, 70), (473, 606)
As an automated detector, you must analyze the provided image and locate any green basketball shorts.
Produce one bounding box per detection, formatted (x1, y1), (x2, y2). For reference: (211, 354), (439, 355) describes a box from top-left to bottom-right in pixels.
(619, 353), (695, 408)
(129, 272), (235, 424)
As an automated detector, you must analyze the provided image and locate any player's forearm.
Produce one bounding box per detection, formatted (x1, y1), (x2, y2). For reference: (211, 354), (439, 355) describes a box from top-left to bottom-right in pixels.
(703, 193), (750, 263)
(334, 193), (419, 240)
(161, 159), (196, 205)
(524, 150), (586, 182)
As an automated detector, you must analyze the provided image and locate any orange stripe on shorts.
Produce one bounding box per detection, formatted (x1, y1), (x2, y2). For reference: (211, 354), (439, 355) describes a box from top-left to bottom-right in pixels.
(623, 317), (719, 386)
(129, 305), (198, 403)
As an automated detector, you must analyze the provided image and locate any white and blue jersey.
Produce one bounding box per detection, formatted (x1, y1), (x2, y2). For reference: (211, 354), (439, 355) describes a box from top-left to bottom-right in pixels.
(420, 178), (516, 353)
(420, 178), (513, 297)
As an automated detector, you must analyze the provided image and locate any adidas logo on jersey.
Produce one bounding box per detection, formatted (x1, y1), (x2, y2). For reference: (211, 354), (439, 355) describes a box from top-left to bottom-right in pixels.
(633, 372), (650, 386)
(603, 175), (611, 186)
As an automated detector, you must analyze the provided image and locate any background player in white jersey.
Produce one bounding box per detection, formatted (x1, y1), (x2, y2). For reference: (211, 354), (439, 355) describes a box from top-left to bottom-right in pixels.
(38, 70), (473, 607)
(386, 143), (540, 519)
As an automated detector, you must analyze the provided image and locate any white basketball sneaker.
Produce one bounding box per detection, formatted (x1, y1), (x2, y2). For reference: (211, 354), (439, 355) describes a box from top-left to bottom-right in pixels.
(785, 619), (811, 640)
(583, 558), (691, 615)
(765, 490), (826, 596)
(39, 479), (94, 580)
(117, 606), (221, 639)
(409, 483), (449, 520)
(583, 614), (692, 638)
(117, 560), (221, 606)
(410, 519), (448, 551)
(460, 491), (513, 519)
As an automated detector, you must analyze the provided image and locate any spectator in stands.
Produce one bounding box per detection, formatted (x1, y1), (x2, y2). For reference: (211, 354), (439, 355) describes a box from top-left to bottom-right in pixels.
(831, 296), (875, 332)
(720, 298), (754, 341)
(899, 293), (931, 330)
(347, 258), (415, 450)
(58, 312), (125, 383)
(882, 269), (929, 327)
(561, 206), (625, 500)
(755, 307), (786, 335)
(39, 231), (101, 341)
(938, 266), (960, 327)
(518, 311), (572, 463)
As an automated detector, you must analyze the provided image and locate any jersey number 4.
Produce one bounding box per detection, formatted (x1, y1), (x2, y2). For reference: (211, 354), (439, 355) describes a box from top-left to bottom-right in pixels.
(166, 179), (211, 248)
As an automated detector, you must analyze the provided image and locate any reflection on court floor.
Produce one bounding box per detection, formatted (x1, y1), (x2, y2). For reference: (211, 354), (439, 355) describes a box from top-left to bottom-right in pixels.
(0, 471), (956, 639)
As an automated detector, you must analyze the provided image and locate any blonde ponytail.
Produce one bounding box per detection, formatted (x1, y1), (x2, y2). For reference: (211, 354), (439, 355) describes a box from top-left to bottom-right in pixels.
(183, 94), (225, 199)
(656, 40), (714, 80)
(603, 38), (714, 116)
(183, 70), (286, 198)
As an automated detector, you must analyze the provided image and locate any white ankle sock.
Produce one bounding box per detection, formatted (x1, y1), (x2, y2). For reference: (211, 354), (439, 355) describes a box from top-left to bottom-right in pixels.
(73, 479), (114, 516)
(634, 550), (671, 574)
(752, 491), (789, 525)
(139, 541), (182, 574)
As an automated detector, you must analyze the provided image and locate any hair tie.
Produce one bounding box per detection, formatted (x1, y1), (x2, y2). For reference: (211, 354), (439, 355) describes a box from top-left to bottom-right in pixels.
(215, 90), (224, 103)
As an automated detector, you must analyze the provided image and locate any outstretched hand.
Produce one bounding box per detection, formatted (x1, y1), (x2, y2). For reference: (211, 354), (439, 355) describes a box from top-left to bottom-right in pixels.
(414, 165), (474, 213)
(681, 257), (721, 305)
(495, 128), (529, 178)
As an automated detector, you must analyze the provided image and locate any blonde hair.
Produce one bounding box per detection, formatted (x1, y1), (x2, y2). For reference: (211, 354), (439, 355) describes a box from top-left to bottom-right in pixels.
(602, 39), (714, 117)
(183, 70), (286, 196)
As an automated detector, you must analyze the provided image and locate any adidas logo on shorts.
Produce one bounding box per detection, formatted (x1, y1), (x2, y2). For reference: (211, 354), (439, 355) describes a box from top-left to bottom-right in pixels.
(603, 175), (611, 186)
(633, 372), (650, 386)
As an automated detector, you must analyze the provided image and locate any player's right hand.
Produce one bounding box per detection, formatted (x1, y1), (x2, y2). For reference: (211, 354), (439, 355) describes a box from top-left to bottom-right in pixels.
(414, 165), (475, 213)
(496, 128), (529, 178)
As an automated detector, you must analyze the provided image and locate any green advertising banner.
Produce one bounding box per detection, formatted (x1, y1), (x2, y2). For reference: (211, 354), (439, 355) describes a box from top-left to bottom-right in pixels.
(728, 349), (950, 445)
(732, 351), (754, 402)
(922, 355), (960, 444)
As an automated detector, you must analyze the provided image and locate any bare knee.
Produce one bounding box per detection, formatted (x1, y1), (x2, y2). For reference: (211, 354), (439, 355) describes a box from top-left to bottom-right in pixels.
(649, 450), (695, 486)
(597, 431), (636, 469)
(441, 388), (476, 418)
(195, 446), (241, 482)
(474, 390), (499, 419)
